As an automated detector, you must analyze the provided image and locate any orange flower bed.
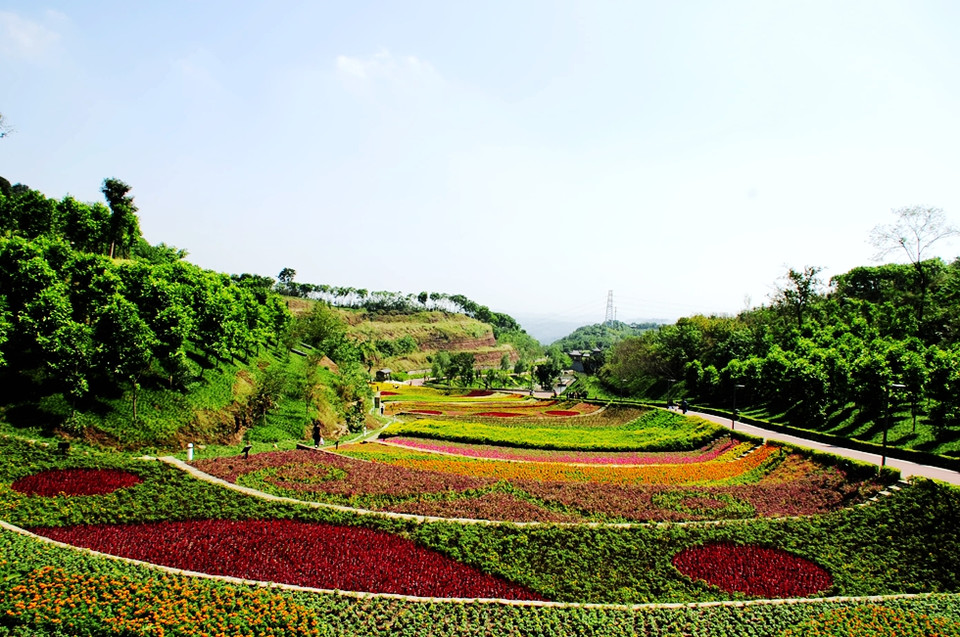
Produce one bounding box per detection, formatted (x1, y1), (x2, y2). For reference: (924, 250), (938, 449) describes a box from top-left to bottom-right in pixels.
(336, 442), (779, 486)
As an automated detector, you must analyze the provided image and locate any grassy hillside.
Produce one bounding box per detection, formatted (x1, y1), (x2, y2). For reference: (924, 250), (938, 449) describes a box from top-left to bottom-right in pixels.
(286, 298), (519, 373)
(0, 346), (373, 453)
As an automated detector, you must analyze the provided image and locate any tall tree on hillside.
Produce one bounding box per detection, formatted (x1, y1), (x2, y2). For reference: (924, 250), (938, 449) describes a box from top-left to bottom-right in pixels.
(774, 266), (823, 331)
(871, 206), (959, 326)
(101, 178), (141, 259)
(277, 268), (296, 295)
(94, 295), (156, 421)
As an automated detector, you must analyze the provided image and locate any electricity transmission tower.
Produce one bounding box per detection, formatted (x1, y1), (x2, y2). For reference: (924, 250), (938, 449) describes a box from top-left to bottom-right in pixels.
(604, 290), (615, 325)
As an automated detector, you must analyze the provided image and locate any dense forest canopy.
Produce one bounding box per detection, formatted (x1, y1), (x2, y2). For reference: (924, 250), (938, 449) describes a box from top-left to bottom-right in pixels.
(597, 254), (960, 450)
(0, 177), (544, 445)
(0, 178), (292, 422)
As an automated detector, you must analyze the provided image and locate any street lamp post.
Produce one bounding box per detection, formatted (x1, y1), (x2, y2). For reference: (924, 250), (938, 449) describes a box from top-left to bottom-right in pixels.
(732, 383), (745, 430)
(882, 383), (907, 467)
(666, 378), (677, 409)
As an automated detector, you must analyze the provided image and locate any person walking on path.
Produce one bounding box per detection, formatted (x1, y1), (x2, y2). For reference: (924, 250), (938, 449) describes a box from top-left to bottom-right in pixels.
(312, 421), (322, 448)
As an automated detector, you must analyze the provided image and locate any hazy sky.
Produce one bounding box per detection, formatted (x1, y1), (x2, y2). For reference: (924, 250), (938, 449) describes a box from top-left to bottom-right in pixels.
(3, 1), (960, 327)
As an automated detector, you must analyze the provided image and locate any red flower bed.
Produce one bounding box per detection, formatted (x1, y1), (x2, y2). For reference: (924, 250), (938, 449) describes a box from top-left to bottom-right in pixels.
(380, 391), (399, 396)
(671, 542), (832, 598)
(11, 468), (142, 497)
(466, 390), (494, 397)
(474, 412), (522, 417)
(410, 409), (442, 415)
(544, 410), (579, 416)
(193, 449), (493, 498)
(31, 519), (547, 601)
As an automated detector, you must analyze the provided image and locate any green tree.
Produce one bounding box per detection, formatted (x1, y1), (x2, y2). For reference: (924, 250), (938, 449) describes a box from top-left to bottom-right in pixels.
(101, 178), (142, 259)
(926, 346), (960, 432)
(431, 350), (452, 382)
(534, 359), (561, 391)
(1, 186), (57, 238)
(451, 352), (476, 386)
(774, 266), (823, 330)
(94, 296), (156, 421)
(871, 206), (959, 326)
(294, 303), (349, 360)
(57, 197), (110, 253)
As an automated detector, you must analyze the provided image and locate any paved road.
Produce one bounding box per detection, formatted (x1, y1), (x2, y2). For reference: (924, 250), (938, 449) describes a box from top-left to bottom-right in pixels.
(692, 410), (960, 485)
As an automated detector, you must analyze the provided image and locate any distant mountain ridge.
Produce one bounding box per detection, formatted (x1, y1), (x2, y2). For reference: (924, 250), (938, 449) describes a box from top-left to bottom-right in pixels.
(512, 313), (666, 345)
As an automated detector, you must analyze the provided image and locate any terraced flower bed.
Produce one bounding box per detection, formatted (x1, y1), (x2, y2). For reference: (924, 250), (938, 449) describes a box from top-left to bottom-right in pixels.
(191, 446), (881, 523)
(29, 519), (545, 600)
(11, 468), (143, 496)
(336, 441), (776, 485)
(780, 605), (960, 636)
(671, 542), (833, 598)
(382, 435), (739, 465)
(5, 526), (960, 637)
(382, 411), (723, 451)
(375, 384), (524, 403)
(377, 384), (604, 419)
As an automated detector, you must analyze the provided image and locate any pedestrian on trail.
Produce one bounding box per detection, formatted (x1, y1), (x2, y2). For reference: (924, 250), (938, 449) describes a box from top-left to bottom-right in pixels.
(680, 399), (688, 414)
(312, 421), (322, 448)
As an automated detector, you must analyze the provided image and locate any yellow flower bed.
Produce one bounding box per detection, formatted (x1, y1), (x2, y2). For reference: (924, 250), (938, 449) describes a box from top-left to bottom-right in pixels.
(336, 442), (779, 486)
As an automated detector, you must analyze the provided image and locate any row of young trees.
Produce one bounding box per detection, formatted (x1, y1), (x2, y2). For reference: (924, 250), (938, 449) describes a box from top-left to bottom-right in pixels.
(274, 269), (524, 335)
(275, 268), (542, 371)
(0, 179), (292, 422)
(599, 207), (960, 435)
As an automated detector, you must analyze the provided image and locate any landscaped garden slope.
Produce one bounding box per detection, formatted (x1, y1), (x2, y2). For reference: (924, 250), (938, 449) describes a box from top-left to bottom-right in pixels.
(199, 386), (863, 522)
(377, 385), (723, 451)
(381, 413), (720, 451)
(3, 527), (960, 637)
(336, 440), (780, 485)
(1, 435), (960, 634)
(382, 434), (738, 464)
(193, 443), (882, 523)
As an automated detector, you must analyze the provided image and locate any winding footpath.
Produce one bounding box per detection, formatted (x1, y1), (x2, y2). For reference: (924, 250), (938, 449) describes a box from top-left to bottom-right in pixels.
(693, 410), (960, 485)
